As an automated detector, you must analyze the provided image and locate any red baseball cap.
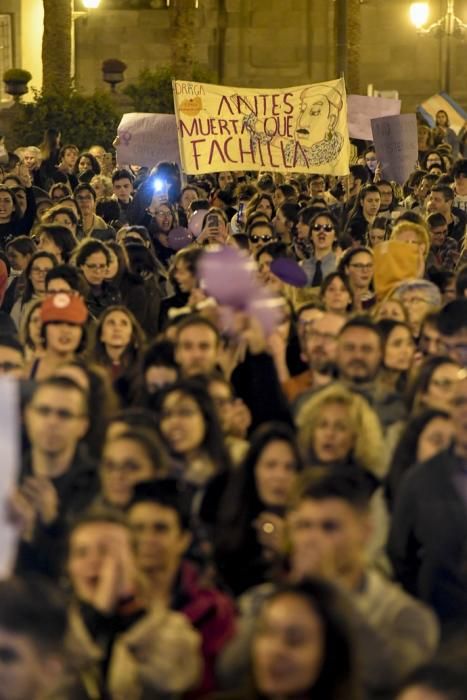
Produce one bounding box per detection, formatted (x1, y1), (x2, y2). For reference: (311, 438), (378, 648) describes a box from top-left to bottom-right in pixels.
(41, 293), (88, 325)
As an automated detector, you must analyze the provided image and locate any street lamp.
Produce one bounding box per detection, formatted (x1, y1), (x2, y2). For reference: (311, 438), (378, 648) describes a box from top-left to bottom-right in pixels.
(409, 3), (430, 29)
(409, 1), (467, 93)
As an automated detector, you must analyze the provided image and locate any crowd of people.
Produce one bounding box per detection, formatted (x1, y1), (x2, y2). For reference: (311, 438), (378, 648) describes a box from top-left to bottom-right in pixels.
(0, 113), (466, 699)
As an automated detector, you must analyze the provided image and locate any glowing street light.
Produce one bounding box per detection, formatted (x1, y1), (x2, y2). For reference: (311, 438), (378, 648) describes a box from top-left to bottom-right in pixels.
(410, 2), (429, 29)
(409, 1), (467, 93)
(82, 0), (101, 8)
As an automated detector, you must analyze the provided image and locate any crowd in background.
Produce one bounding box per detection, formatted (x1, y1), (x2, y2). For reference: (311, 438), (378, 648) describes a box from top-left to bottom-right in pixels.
(0, 112), (466, 699)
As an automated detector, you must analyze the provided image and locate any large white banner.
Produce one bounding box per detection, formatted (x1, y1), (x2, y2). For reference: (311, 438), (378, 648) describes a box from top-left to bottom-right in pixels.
(173, 78), (350, 175)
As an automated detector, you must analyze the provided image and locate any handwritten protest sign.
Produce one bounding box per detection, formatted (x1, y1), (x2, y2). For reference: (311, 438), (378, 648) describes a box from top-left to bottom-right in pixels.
(0, 379), (20, 578)
(371, 114), (418, 184)
(116, 113), (180, 168)
(347, 94), (401, 140)
(172, 78), (350, 175)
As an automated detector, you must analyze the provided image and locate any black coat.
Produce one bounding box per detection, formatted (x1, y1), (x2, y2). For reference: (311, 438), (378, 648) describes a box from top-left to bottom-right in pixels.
(388, 446), (467, 631)
(16, 446), (99, 580)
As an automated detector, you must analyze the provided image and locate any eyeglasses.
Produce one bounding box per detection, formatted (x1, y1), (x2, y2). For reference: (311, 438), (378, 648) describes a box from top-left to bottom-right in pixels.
(430, 377), (455, 391)
(311, 224), (334, 233)
(75, 195), (93, 202)
(31, 266), (51, 275)
(348, 263), (373, 270)
(0, 362), (22, 372)
(31, 404), (84, 420)
(250, 234), (273, 244)
(101, 459), (143, 474)
(160, 407), (200, 420)
(211, 396), (233, 408)
(84, 263), (108, 271)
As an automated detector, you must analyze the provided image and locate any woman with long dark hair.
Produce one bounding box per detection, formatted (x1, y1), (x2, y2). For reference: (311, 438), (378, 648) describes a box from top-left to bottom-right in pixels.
(386, 408), (454, 508)
(152, 377), (231, 488)
(202, 422), (303, 596)
(91, 305), (145, 405)
(216, 579), (361, 700)
(345, 184), (381, 244)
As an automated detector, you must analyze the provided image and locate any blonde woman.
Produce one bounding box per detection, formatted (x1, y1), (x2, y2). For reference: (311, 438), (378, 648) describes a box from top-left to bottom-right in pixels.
(296, 382), (385, 477)
(296, 382), (388, 567)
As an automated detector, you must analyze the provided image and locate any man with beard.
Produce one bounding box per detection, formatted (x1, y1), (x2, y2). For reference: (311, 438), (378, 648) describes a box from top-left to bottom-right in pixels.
(283, 311), (345, 404)
(336, 316), (405, 429)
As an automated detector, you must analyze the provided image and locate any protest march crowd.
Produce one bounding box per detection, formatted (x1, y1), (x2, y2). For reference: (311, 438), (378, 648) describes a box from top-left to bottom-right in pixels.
(0, 95), (467, 700)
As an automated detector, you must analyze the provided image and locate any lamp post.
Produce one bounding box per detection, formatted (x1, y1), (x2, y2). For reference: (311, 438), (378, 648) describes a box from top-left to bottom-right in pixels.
(409, 0), (467, 94)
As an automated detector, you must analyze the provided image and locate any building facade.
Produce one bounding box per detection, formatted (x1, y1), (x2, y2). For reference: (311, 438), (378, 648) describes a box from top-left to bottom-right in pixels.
(2, 0), (467, 113)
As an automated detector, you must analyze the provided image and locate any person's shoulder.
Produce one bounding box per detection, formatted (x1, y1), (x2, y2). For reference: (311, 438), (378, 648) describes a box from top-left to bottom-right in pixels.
(365, 569), (439, 623)
(402, 448), (454, 487)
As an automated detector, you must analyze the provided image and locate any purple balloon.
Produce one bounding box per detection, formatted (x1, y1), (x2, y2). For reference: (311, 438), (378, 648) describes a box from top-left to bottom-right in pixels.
(188, 209), (209, 238)
(168, 226), (193, 251)
(248, 292), (284, 337)
(270, 257), (308, 288)
(198, 246), (257, 308)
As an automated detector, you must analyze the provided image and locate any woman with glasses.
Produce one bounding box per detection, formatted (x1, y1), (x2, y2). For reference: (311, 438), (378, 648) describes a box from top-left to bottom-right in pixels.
(74, 239), (120, 319)
(96, 427), (169, 511)
(247, 220), (276, 255)
(406, 355), (461, 414)
(339, 246), (375, 312)
(301, 210), (339, 288)
(10, 251), (57, 329)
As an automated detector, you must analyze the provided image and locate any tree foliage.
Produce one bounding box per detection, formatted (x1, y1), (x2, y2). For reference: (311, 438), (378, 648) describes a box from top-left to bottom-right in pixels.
(122, 65), (214, 114)
(7, 90), (120, 150)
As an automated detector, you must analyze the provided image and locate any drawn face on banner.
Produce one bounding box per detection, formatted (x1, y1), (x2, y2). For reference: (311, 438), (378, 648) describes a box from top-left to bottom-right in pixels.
(294, 88), (342, 147)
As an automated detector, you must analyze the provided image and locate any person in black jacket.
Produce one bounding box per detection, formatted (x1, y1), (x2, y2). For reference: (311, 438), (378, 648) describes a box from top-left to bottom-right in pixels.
(15, 376), (98, 580)
(388, 369), (467, 637)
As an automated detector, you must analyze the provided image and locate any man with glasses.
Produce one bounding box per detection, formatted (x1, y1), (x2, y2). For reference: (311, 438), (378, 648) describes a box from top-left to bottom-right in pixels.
(425, 212), (460, 271)
(389, 369), (467, 636)
(284, 311), (344, 404)
(17, 376), (97, 578)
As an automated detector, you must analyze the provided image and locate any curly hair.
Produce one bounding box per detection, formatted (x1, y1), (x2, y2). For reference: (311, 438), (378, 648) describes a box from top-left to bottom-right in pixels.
(296, 382), (385, 477)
